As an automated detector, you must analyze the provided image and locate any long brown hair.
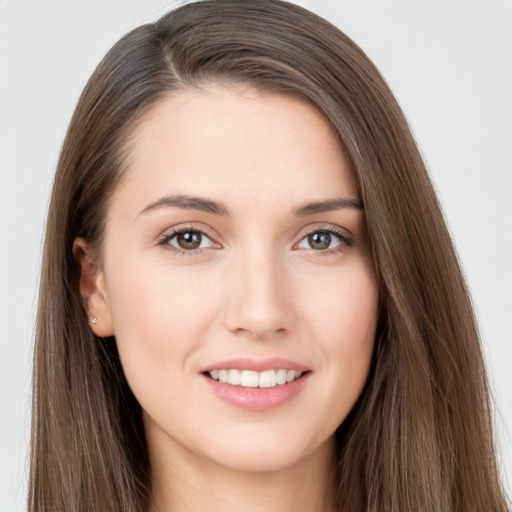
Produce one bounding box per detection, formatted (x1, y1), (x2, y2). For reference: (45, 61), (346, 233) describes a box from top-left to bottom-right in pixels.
(30, 1), (510, 511)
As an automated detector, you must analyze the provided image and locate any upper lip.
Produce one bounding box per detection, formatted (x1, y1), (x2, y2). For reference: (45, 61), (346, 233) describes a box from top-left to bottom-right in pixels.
(200, 357), (310, 373)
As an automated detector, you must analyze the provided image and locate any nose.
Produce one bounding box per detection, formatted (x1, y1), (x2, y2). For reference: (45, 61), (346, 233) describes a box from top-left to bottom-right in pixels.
(222, 245), (295, 340)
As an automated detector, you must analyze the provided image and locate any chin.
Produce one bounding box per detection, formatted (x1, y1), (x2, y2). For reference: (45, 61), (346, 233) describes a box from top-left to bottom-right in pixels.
(196, 429), (335, 474)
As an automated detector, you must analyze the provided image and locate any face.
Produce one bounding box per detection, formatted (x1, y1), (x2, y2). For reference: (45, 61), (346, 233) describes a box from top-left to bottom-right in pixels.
(80, 85), (379, 474)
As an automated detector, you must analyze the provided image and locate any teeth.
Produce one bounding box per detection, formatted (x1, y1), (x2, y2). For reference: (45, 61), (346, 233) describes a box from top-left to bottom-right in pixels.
(240, 370), (259, 387)
(259, 370), (276, 388)
(208, 368), (304, 388)
(276, 368), (287, 385)
(227, 369), (241, 385)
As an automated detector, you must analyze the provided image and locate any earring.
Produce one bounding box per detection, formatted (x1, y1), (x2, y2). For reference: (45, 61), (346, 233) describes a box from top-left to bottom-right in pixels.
(90, 317), (99, 325)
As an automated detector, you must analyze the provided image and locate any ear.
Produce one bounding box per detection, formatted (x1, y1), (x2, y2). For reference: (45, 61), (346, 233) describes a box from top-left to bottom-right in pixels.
(73, 238), (115, 337)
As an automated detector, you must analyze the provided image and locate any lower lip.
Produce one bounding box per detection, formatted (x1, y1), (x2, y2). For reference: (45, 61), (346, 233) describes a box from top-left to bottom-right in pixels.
(201, 373), (310, 411)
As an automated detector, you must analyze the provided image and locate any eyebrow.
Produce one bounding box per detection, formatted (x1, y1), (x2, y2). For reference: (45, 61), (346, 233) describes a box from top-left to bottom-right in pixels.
(138, 194), (363, 217)
(292, 197), (363, 216)
(139, 195), (230, 216)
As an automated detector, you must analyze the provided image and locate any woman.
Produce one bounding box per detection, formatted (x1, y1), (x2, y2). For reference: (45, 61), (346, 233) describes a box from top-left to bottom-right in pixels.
(29, 1), (510, 511)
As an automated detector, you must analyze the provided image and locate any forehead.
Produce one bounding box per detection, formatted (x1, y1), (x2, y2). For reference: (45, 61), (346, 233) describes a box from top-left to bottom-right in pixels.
(116, 84), (358, 216)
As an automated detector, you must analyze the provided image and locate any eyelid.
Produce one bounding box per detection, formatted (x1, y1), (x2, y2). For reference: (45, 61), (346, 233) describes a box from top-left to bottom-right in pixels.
(156, 222), (354, 256)
(293, 224), (354, 253)
(157, 224), (222, 254)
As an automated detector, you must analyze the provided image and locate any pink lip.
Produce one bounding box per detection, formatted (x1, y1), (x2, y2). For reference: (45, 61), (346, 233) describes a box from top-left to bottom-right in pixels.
(200, 357), (309, 373)
(199, 358), (311, 412)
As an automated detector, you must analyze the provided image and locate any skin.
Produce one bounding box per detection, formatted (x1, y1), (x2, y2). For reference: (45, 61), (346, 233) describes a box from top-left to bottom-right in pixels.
(76, 84), (379, 512)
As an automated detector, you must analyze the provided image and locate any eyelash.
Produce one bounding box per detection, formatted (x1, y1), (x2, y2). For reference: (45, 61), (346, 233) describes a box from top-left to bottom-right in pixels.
(158, 225), (218, 256)
(298, 226), (354, 256)
(158, 225), (354, 256)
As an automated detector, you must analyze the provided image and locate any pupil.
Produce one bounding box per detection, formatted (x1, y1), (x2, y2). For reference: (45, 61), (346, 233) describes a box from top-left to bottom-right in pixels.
(177, 231), (201, 249)
(309, 232), (331, 250)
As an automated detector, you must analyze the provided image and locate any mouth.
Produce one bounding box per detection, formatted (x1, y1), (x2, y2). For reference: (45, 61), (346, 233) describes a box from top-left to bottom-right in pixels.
(200, 358), (311, 411)
(204, 368), (306, 388)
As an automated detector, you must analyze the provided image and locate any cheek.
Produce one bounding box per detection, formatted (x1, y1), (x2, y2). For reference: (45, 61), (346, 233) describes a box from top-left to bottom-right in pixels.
(329, 265), (379, 377)
(104, 259), (219, 393)
(303, 258), (379, 352)
(299, 260), (379, 424)
(108, 254), (217, 332)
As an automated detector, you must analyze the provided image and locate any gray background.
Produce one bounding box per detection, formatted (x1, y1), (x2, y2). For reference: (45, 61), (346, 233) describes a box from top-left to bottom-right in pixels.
(1, 1), (511, 510)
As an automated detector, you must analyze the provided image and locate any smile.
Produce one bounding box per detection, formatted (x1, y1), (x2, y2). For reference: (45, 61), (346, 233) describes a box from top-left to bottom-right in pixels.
(207, 368), (303, 388)
(200, 358), (311, 411)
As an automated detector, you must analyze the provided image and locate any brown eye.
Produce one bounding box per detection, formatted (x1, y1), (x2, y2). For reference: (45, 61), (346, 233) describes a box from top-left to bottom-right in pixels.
(296, 229), (349, 252)
(307, 232), (332, 250)
(176, 231), (202, 249)
(166, 230), (215, 251)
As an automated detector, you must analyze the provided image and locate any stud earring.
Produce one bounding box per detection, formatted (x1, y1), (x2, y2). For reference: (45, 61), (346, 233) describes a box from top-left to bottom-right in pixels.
(90, 317), (99, 325)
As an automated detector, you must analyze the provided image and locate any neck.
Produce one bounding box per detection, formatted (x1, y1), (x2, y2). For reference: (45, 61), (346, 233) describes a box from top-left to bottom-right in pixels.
(147, 434), (337, 512)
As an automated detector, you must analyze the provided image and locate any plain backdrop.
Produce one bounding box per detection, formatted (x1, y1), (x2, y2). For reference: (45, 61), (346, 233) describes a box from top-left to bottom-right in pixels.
(1, 1), (511, 510)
